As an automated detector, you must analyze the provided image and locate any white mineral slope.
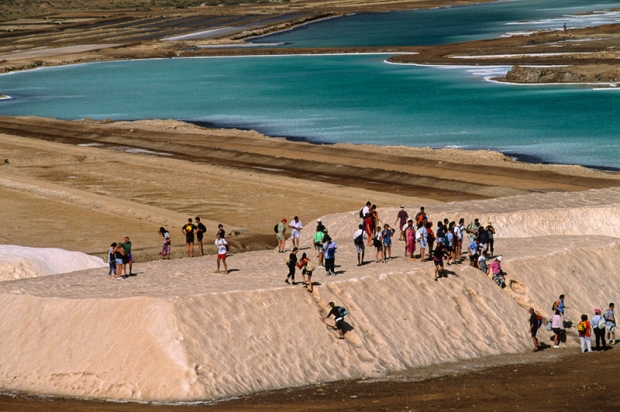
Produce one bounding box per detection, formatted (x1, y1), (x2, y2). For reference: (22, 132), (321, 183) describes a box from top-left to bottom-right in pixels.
(0, 245), (106, 281)
(0, 188), (619, 401)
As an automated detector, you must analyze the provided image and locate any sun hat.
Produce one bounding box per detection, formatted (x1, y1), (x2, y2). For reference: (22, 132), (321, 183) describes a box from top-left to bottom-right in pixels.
(317, 218), (322, 222)
(497, 256), (503, 261)
(282, 218), (287, 223)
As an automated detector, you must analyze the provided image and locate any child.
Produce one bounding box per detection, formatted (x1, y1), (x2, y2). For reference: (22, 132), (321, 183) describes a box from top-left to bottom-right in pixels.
(381, 224), (395, 262)
(107, 242), (117, 277)
(578, 314), (593, 353)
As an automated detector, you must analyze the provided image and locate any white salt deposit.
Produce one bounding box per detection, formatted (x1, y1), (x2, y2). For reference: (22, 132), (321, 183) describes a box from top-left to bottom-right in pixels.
(0, 245), (106, 281)
(0, 187), (619, 402)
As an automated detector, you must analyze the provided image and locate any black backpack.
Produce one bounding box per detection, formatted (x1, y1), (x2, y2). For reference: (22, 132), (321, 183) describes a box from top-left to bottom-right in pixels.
(359, 207), (364, 218)
(354, 233), (364, 246)
(274, 224), (279, 233)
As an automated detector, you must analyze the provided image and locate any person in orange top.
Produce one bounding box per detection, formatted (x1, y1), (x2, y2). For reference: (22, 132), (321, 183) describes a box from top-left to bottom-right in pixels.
(578, 314), (593, 353)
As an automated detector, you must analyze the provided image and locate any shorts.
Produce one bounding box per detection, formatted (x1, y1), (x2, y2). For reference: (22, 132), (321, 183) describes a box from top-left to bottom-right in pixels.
(335, 318), (344, 330)
(383, 240), (391, 247)
(115, 258), (124, 265)
(122, 255), (130, 264)
(186, 234), (195, 244)
(291, 231), (300, 239)
(433, 258), (443, 267)
(276, 233), (285, 241)
(607, 324), (616, 333)
(552, 327), (563, 335)
(418, 239), (427, 249)
(197, 234), (204, 242)
(355, 244), (365, 253)
(446, 246), (453, 252)
(531, 328), (538, 337)
(469, 253), (479, 263)
(217, 253), (227, 260)
(127, 253), (133, 262)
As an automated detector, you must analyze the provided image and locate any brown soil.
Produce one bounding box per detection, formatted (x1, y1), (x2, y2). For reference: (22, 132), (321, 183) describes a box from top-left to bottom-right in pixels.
(1, 346), (618, 411)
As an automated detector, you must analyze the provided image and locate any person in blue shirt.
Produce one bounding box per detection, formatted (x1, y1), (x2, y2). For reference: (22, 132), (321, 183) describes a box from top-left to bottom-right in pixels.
(323, 236), (338, 276)
(381, 224), (395, 262)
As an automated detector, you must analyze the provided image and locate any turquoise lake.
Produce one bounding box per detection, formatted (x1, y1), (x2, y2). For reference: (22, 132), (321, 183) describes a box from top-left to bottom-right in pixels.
(1, 0), (620, 168)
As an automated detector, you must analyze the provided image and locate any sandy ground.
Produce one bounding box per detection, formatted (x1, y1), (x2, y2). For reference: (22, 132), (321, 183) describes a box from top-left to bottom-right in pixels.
(2, 116), (620, 261)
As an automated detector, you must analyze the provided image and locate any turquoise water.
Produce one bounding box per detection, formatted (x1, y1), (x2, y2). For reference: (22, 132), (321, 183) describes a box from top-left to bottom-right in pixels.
(1, 0), (620, 168)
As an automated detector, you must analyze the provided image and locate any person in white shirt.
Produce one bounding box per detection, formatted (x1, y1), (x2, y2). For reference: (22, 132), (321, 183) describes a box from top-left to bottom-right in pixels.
(289, 216), (303, 248)
(416, 224), (428, 261)
(215, 232), (229, 274)
(353, 224), (366, 266)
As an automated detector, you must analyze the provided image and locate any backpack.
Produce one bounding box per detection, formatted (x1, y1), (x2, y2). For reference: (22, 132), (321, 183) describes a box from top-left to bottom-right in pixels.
(285, 253), (292, 265)
(552, 300), (559, 311)
(577, 321), (586, 334)
(597, 317), (606, 330)
(535, 314), (542, 329)
(305, 261), (315, 272)
(274, 224), (279, 234)
(359, 207), (365, 218)
(163, 231), (170, 240)
(338, 307), (348, 317)
(354, 232), (364, 246)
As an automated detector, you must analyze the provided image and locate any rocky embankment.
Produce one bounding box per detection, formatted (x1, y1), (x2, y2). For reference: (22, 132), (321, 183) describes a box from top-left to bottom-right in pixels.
(504, 64), (620, 84)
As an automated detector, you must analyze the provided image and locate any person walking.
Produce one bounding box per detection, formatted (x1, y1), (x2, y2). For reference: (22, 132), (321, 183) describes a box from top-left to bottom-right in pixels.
(323, 237), (337, 276)
(591, 308), (607, 351)
(528, 307), (542, 352)
(159, 227), (171, 260)
(314, 227), (325, 268)
(195, 216), (207, 256)
(433, 243), (444, 281)
(373, 226), (384, 263)
(394, 206), (408, 241)
(284, 247), (298, 284)
(353, 224), (366, 266)
(605, 302), (616, 345)
(214, 232), (229, 274)
(404, 219), (416, 261)
(550, 309), (563, 348)
(578, 314), (594, 353)
(416, 222), (428, 261)
(297, 252), (315, 292)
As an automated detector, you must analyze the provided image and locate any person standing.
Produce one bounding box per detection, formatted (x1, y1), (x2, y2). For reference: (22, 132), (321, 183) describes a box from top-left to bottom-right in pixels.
(114, 242), (126, 280)
(195, 216), (207, 256)
(159, 227), (171, 260)
(353, 224), (366, 266)
(591, 308), (607, 351)
(486, 221), (496, 257)
(289, 216), (303, 249)
(214, 232), (229, 274)
(394, 206), (408, 241)
(468, 237), (480, 268)
(605, 302), (616, 345)
(121, 236), (133, 275)
(528, 307), (542, 352)
(217, 224), (225, 239)
(323, 237), (337, 276)
(405, 220), (416, 261)
(578, 314), (593, 353)
(285, 247), (298, 284)
(373, 226), (384, 263)
(182, 218), (197, 257)
(456, 218), (465, 261)
(550, 309), (563, 348)
(414, 207), (426, 229)
(107, 242), (117, 277)
(297, 252), (315, 292)
(323, 302), (347, 339)
(313, 227), (325, 267)
(416, 223), (428, 261)
(276, 218), (287, 253)
(466, 218), (481, 241)
(433, 243), (444, 281)
(316, 218), (326, 234)
(381, 224), (395, 262)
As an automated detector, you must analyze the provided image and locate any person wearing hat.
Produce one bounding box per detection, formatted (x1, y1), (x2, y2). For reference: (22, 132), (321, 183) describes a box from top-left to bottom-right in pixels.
(394, 206), (408, 241)
(591, 308), (607, 351)
(316, 218), (326, 234)
(276, 218), (287, 253)
(486, 220), (496, 257)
